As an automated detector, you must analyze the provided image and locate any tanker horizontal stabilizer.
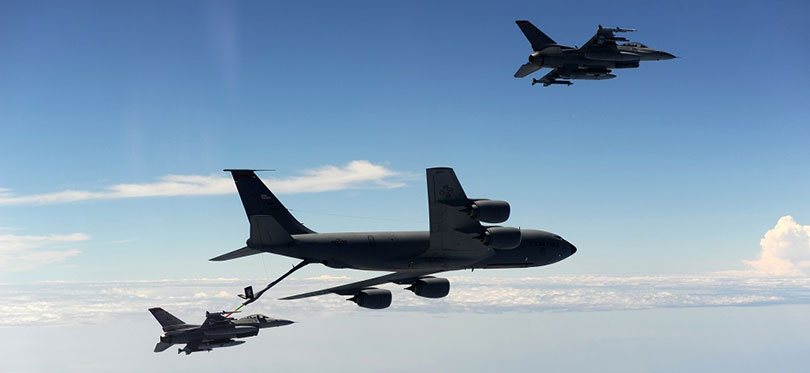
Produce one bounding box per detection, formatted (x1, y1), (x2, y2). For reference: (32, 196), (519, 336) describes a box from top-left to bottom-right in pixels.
(210, 246), (264, 262)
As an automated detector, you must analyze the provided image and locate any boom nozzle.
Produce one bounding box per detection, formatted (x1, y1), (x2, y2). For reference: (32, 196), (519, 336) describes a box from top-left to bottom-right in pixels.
(238, 286), (255, 300)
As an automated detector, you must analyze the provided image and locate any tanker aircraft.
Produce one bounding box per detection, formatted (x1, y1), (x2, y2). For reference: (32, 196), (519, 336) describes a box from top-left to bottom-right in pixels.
(514, 20), (676, 86)
(211, 167), (576, 309)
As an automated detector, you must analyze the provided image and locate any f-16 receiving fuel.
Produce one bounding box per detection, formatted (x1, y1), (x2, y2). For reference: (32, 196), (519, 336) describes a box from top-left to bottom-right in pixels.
(211, 167), (576, 310)
(149, 308), (293, 355)
(514, 20), (675, 86)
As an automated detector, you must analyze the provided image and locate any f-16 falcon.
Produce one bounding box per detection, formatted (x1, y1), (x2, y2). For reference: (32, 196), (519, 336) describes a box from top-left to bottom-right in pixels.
(211, 167), (576, 310)
(149, 308), (293, 355)
(514, 20), (675, 86)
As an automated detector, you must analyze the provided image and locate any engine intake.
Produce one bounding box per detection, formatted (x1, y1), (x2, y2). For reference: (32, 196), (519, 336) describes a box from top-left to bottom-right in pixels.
(481, 226), (522, 250)
(348, 288), (392, 309)
(406, 277), (450, 299)
(468, 200), (510, 224)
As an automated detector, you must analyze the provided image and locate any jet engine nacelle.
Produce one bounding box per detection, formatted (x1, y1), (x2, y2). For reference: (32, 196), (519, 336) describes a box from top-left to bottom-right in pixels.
(469, 199), (511, 224)
(528, 52), (544, 65)
(481, 226), (522, 250)
(348, 288), (392, 309)
(406, 277), (450, 299)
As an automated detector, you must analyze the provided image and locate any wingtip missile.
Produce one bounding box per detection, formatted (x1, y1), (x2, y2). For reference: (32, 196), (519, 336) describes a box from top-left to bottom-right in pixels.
(599, 26), (637, 33)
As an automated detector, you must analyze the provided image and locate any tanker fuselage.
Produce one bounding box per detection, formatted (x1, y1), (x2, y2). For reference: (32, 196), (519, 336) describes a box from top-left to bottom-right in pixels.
(261, 229), (576, 272)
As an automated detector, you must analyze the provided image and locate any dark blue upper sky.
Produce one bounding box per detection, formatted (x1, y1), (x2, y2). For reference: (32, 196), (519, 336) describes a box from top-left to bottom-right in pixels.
(1, 0), (808, 281)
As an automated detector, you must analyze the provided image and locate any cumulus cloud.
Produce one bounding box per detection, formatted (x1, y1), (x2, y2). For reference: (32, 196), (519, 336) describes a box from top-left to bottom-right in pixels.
(2, 273), (809, 326)
(0, 160), (405, 206)
(0, 233), (88, 271)
(744, 216), (810, 275)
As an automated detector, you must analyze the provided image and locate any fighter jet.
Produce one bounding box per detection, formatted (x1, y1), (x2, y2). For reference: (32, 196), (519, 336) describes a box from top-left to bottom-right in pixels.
(514, 20), (675, 86)
(211, 167), (576, 310)
(149, 308), (293, 355)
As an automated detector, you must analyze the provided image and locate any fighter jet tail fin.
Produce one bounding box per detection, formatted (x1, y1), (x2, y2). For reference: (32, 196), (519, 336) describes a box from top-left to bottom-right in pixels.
(149, 308), (185, 330)
(154, 342), (173, 353)
(224, 169), (315, 235)
(516, 20), (556, 51)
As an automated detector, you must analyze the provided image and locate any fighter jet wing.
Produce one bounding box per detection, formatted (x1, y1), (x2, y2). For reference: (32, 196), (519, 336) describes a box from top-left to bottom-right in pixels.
(580, 26), (620, 51)
(280, 270), (438, 300)
(421, 167), (494, 260)
(180, 340), (202, 354)
(534, 68), (576, 86)
(514, 63), (542, 78)
(539, 68), (562, 83)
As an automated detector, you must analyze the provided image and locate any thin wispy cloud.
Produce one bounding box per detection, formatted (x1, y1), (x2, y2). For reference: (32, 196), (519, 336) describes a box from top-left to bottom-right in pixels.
(204, 0), (240, 95)
(0, 233), (88, 271)
(3, 273), (809, 326)
(0, 160), (405, 206)
(744, 215), (810, 275)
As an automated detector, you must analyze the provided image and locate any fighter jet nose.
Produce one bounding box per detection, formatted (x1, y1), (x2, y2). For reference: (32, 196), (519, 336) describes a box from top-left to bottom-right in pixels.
(661, 52), (677, 60)
(274, 319), (295, 327)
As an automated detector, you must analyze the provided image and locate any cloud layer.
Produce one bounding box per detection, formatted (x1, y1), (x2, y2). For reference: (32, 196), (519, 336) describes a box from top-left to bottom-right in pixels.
(0, 233), (88, 271)
(745, 215), (810, 275)
(0, 160), (404, 206)
(3, 273), (809, 326)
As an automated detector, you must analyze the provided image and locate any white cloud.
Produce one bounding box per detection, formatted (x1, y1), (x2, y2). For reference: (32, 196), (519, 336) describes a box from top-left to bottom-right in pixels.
(0, 160), (405, 206)
(0, 233), (88, 271)
(301, 275), (352, 282)
(2, 273), (809, 326)
(744, 215), (810, 275)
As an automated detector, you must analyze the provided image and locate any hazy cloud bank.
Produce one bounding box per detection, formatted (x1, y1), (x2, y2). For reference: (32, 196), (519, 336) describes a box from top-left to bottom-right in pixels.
(2, 273), (809, 326)
(0, 160), (404, 206)
(0, 233), (88, 271)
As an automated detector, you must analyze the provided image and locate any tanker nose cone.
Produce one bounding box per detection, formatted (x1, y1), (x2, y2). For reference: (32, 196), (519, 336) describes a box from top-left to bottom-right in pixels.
(563, 240), (577, 257)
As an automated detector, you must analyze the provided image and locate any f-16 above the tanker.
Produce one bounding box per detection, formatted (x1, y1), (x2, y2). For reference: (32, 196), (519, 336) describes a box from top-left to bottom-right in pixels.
(211, 167), (577, 310)
(513, 20), (676, 86)
(149, 308), (293, 355)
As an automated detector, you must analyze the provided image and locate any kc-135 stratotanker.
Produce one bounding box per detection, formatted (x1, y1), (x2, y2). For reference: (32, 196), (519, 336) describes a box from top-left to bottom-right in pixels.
(212, 167), (576, 310)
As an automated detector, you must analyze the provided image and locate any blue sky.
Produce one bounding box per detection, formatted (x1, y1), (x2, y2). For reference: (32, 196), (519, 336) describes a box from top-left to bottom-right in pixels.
(2, 0), (808, 281)
(2, 1), (810, 371)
